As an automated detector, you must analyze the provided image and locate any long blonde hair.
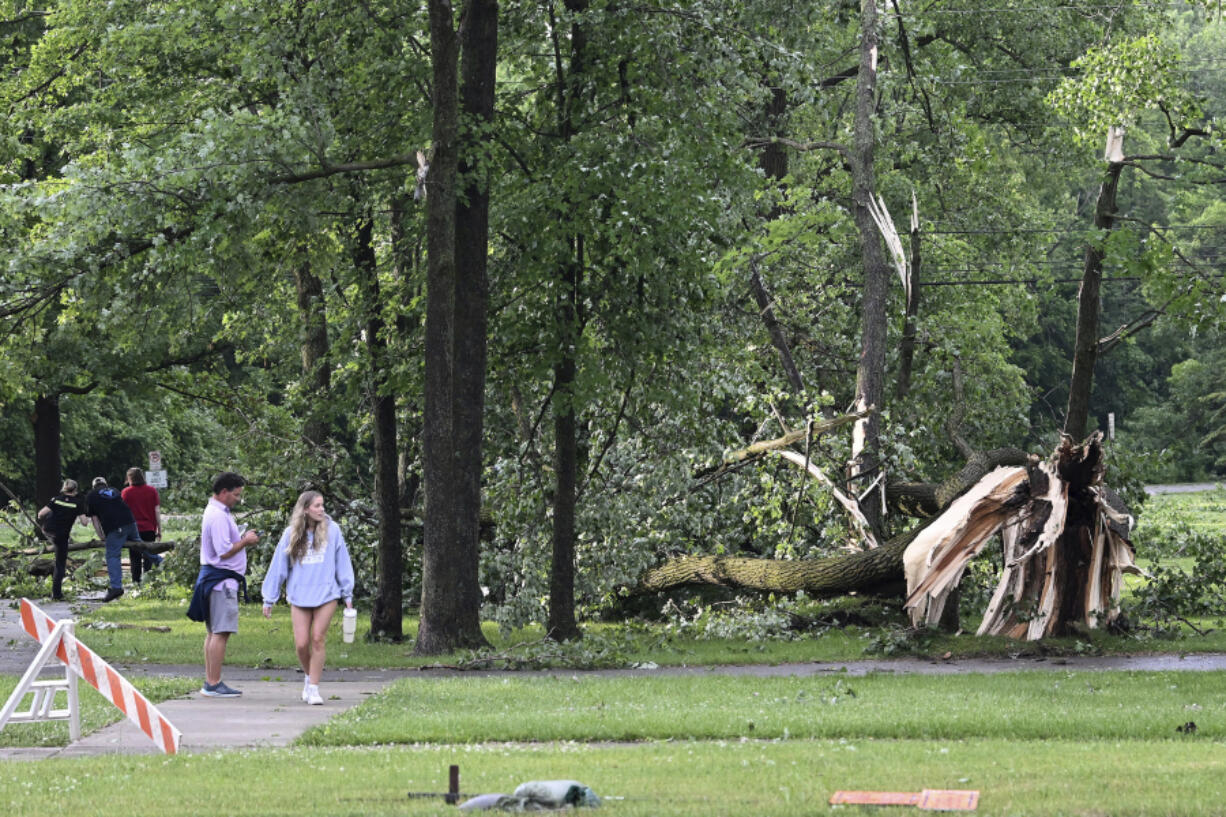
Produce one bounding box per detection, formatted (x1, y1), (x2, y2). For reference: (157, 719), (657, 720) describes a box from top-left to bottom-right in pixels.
(286, 490), (329, 564)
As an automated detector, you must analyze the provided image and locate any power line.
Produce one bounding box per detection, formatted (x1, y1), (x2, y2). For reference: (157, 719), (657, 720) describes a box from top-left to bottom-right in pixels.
(925, 225), (1226, 235)
(889, 2), (1222, 15)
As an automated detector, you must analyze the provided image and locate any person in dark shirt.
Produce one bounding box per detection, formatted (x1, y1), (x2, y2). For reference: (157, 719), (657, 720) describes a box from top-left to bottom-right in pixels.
(86, 476), (140, 602)
(37, 479), (86, 601)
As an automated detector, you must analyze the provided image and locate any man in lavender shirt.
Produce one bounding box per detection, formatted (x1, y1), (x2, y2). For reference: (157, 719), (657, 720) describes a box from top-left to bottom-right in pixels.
(194, 472), (260, 697)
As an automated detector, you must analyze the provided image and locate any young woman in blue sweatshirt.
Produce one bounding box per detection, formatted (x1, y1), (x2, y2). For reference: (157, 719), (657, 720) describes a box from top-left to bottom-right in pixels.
(261, 490), (355, 705)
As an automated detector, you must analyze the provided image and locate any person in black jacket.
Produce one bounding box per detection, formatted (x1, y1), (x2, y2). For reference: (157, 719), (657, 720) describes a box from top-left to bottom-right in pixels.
(85, 476), (141, 602)
(37, 479), (86, 601)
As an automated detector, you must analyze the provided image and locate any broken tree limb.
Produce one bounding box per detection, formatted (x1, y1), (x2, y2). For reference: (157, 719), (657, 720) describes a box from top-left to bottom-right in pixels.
(691, 408), (875, 491)
(902, 465), (1031, 615)
(774, 449), (881, 550)
(23, 540), (178, 557)
(639, 527), (920, 598)
(749, 256), (805, 395)
(723, 408), (873, 464)
(888, 447), (1033, 518)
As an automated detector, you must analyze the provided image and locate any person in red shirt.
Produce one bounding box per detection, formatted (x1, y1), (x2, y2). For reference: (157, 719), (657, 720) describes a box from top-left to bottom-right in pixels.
(122, 467), (165, 583)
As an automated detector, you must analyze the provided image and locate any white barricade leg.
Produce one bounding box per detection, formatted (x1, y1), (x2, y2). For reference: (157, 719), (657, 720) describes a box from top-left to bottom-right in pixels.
(0, 621), (80, 737)
(14, 598), (181, 754)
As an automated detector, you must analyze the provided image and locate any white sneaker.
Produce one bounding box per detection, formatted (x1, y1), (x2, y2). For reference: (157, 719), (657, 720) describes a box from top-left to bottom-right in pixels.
(306, 684), (323, 705)
(302, 677), (310, 703)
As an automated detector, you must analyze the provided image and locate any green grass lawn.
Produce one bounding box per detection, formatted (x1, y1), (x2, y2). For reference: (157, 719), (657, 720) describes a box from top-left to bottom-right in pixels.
(299, 670), (1226, 745)
(0, 739), (1222, 816)
(1135, 486), (1226, 537)
(3, 670), (1225, 815)
(2, 703), (1223, 816)
(1, 490), (1225, 815)
(14, 596), (1223, 672)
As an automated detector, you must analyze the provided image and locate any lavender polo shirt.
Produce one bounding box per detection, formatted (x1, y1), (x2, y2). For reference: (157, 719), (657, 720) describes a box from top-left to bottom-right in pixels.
(200, 496), (245, 592)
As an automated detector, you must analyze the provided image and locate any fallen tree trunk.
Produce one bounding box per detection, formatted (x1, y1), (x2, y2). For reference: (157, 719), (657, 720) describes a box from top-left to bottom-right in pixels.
(23, 540), (177, 557)
(640, 525), (924, 598)
(887, 447), (1032, 517)
(638, 435), (1136, 641)
(8, 541), (177, 577)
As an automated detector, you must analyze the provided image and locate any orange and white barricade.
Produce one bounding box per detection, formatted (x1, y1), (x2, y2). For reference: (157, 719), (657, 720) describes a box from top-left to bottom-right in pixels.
(0, 598), (181, 754)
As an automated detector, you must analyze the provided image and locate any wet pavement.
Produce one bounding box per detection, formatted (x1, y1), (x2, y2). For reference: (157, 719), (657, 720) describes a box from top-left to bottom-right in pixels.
(2, 597), (1226, 759)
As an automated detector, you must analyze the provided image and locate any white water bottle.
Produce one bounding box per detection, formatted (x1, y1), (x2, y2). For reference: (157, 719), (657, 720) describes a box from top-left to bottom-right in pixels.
(342, 607), (357, 643)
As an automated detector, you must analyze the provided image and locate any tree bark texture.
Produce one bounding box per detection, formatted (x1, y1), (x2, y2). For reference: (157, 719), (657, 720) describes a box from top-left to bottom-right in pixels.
(1064, 160), (1123, 440)
(417, 0), (496, 655)
(640, 532), (915, 598)
(548, 245), (582, 641)
(887, 447), (1032, 517)
(848, 0), (889, 532)
(418, 0), (467, 655)
(758, 85), (789, 185)
(453, 0), (498, 637)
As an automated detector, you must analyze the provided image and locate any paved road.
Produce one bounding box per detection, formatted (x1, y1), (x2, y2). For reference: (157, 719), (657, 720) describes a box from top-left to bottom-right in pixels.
(3, 598), (1226, 760)
(1144, 482), (1224, 494)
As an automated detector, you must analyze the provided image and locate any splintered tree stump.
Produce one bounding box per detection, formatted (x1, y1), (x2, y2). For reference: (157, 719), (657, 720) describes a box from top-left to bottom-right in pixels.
(902, 433), (1138, 639)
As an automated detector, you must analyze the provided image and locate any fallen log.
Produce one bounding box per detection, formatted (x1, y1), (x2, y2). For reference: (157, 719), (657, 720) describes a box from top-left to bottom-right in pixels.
(637, 435), (1136, 641)
(23, 540), (178, 556)
(640, 525), (922, 598)
(10, 540), (178, 577)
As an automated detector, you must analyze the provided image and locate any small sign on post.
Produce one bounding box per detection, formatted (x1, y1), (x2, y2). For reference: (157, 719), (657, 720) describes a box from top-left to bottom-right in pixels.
(147, 450), (168, 488)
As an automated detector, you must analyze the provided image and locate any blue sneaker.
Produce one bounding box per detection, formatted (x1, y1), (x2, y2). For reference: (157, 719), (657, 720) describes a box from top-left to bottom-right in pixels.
(200, 681), (242, 698)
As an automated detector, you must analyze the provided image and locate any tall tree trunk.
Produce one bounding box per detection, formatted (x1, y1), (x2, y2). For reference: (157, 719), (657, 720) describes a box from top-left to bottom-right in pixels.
(759, 85), (789, 196)
(454, 0), (498, 634)
(417, 0), (495, 654)
(418, 0), (466, 655)
(549, 244), (582, 641)
(356, 214), (404, 641)
(848, 0), (889, 532)
(544, 0), (589, 642)
(1065, 160), (1124, 440)
(33, 393), (61, 507)
(294, 258), (331, 447)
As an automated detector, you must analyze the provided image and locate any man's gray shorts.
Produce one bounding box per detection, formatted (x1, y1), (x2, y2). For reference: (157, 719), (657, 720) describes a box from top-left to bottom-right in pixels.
(206, 584), (239, 634)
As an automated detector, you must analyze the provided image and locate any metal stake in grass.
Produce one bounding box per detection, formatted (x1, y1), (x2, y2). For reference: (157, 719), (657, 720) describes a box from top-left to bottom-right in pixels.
(406, 764), (463, 805)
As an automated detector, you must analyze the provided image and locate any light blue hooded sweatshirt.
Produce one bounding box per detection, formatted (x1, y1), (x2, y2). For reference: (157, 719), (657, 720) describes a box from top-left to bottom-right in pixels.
(261, 516), (355, 608)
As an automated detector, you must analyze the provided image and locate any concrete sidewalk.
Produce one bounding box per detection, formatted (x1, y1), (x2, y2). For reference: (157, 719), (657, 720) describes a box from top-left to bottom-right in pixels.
(6, 596), (1226, 761)
(0, 599), (404, 760)
(0, 677), (393, 760)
